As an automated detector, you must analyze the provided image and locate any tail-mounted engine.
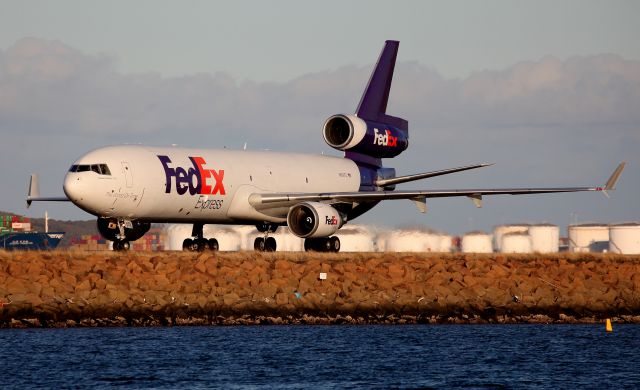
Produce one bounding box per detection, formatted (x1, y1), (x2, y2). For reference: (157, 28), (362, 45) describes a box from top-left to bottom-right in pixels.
(97, 218), (150, 242)
(323, 114), (408, 159)
(287, 202), (344, 238)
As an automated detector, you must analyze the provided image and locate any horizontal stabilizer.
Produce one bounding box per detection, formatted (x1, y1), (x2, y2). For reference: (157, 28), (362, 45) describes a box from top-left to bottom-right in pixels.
(375, 163), (493, 187)
(26, 173), (68, 207)
(28, 174), (40, 200)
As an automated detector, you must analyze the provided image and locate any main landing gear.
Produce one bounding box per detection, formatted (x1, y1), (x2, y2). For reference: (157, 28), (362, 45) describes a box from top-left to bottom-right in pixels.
(304, 236), (341, 253)
(183, 223), (219, 252)
(254, 223), (278, 252)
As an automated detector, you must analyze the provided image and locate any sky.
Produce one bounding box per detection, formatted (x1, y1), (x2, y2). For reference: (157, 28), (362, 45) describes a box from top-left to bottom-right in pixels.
(0, 0), (639, 235)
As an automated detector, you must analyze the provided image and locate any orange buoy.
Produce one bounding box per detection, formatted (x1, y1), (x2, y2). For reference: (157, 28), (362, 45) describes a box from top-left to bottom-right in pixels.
(605, 318), (613, 332)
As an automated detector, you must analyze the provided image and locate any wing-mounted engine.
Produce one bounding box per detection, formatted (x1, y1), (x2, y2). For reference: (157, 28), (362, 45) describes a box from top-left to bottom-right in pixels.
(97, 218), (150, 242)
(323, 114), (408, 158)
(287, 201), (344, 238)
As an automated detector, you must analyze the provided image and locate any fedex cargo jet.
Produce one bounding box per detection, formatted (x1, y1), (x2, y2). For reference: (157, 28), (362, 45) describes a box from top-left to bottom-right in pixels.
(27, 41), (625, 252)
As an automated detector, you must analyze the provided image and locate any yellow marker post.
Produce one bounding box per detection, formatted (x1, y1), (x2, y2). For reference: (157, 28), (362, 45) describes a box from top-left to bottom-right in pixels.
(605, 318), (613, 332)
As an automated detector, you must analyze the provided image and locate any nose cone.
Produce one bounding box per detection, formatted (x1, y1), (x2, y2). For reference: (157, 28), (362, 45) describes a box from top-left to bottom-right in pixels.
(63, 173), (86, 203)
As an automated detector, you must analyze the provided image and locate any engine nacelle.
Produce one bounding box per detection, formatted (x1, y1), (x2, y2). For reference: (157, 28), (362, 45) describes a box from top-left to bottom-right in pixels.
(97, 218), (151, 242)
(322, 114), (408, 158)
(287, 202), (344, 238)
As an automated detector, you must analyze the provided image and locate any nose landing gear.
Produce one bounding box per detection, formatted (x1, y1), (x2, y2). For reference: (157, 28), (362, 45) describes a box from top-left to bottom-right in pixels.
(113, 240), (130, 251)
(112, 219), (131, 251)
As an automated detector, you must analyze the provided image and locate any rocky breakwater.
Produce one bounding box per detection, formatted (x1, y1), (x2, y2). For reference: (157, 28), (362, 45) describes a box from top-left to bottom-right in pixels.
(1, 251), (640, 327)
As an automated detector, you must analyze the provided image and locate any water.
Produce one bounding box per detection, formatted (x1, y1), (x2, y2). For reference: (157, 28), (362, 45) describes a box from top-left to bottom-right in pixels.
(0, 325), (639, 389)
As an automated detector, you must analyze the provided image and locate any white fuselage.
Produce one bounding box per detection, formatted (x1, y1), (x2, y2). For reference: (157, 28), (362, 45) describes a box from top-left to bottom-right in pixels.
(63, 145), (361, 224)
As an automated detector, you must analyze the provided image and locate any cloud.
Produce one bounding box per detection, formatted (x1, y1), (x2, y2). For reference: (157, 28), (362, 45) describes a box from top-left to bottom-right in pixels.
(2, 38), (639, 139)
(0, 38), (638, 231)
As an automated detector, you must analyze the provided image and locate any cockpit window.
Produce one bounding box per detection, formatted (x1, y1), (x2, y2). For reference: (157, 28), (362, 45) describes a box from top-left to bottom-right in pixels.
(69, 163), (111, 175)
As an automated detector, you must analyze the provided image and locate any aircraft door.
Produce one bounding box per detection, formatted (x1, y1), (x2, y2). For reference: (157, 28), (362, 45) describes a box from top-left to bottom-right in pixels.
(121, 161), (133, 188)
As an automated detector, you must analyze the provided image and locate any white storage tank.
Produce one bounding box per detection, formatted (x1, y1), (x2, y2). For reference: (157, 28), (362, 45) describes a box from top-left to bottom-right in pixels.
(375, 231), (388, 252)
(500, 232), (532, 253)
(164, 224), (193, 250)
(334, 225), (376, 252)
(383, 229), (442, 252)
(234, 225), (261, 251)
(568, 223), (609, 253)
(609, 223), (640, 254)
(271, 227), (304, 252)
(529, 224), (560, 253)
(439, 234), (453, 253)
(424, 232), (444, 252)
(203, 226), (241, 251)
(493, 224), (530, 252)
(461, 231), (493, 253)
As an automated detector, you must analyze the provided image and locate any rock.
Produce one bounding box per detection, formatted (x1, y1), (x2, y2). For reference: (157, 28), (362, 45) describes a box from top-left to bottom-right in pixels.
(7, 262), (24, 277)
(388, 264), (405, 279)
(5, 279), (29, 294)
(60, 272), (77, 286)
(0, 251), (639, 326)
(193, 257), (209, 274)
(223, 293), (240, 306)
(275, 292), (289, 306)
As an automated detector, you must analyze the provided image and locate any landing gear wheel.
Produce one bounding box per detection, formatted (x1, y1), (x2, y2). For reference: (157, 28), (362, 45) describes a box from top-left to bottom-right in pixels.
(304, 238), (323, 252)
(330, 236), (340, 253)
(113, 240), (130, 251)
(183, 238), (194, 251)
(304, 239), (312, 252)
(254, 237), (265, 251)
(208, 238), (219, 251)
(195, 238), (208, 252)
(265, 237), (277, 252)
(303, 237), (339, 252)
(321, 238), (333, 252)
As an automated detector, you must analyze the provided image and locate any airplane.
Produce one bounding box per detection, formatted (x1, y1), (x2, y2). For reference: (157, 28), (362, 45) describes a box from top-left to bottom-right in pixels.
(26, 40), (626, 252)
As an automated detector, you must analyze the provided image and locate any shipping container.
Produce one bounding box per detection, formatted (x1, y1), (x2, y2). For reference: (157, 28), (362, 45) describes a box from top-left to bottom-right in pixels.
(12, 222), (32, 230)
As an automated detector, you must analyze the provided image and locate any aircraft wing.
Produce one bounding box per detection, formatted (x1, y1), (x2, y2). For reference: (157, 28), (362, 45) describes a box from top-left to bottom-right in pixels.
(249, 162), (626, 212)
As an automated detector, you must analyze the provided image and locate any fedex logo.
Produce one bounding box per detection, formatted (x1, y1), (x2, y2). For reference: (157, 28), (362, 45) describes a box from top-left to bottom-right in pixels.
(373, 128), (398, 147)
(325, 216), (338, 225)
(158, 155), (225, 196)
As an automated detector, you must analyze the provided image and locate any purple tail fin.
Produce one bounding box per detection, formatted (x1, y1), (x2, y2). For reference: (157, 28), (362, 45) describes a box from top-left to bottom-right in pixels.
(355, 40), (408, 132)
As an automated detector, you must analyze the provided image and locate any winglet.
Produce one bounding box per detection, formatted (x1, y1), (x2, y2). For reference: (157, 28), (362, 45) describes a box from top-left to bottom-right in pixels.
(605, 162), (626, 191)
(27, 174), (40, 208)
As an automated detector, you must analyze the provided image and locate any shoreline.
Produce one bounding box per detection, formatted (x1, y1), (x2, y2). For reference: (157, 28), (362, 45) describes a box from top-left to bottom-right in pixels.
(1, 251), (639, 328)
